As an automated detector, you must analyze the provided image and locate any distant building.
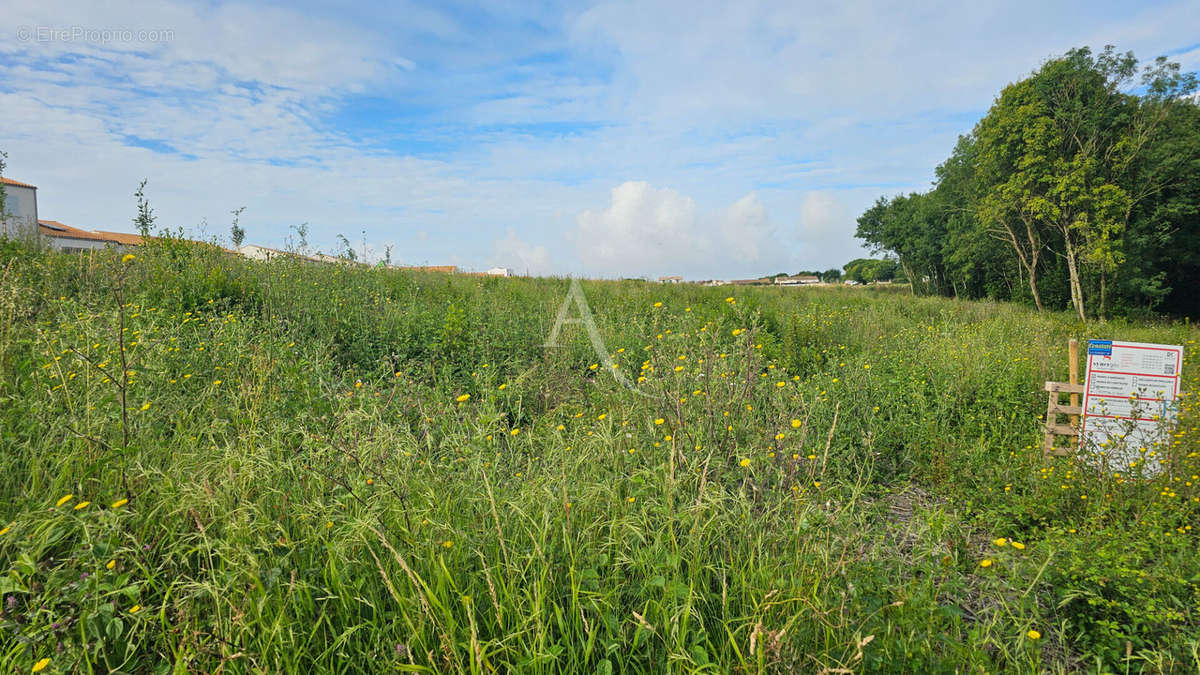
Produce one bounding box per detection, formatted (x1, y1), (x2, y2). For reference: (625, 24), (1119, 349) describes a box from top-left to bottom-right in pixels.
(775, 275), (821, 286)
(487, 267), (513, 277)
(1, 177), (39, 239)
(730, 277), (770, 286)
(39, 219), (143, 252)
(309, 252), (345, 264)
(658, 275), (683, 284)
(237, 244), (298, 262)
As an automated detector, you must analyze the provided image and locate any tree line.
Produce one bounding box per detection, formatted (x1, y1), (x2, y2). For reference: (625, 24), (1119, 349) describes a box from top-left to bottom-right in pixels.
(856, 46), (1200, 319)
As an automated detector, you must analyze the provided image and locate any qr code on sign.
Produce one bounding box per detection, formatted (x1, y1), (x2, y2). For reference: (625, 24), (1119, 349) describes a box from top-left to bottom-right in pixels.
(1164, 362), (1175, 375)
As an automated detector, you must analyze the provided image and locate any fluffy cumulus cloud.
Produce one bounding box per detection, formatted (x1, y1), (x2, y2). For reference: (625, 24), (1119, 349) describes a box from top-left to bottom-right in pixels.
(573, 181), (793, 279)
(574, 182), (704, 277)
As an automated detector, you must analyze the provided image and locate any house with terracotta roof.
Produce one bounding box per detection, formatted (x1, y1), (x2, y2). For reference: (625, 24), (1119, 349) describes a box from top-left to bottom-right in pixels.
(38, 220), (144, 252)
(775, 275), (820, 286)
(1, 176), (39, 238)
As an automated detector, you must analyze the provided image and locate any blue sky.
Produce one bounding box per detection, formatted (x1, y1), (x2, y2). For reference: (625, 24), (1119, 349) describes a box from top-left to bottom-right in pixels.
(2, 0), (1198, 278)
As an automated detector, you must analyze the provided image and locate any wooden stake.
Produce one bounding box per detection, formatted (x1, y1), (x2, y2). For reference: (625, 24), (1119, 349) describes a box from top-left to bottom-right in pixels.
(1068, 339), (1080, 429)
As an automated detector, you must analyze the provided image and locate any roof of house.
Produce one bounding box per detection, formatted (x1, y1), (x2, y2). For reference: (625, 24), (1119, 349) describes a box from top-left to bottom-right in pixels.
(91, 230), (145, 246)
(658, 275), (683, 280)
(39, 220), (144, 245)
(1, 176), (37, 189)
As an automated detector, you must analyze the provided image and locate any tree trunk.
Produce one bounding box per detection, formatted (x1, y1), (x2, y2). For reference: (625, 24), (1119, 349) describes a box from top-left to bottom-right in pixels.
(1099, 273), (1108, 321)
(900, 260), (917, 295)
(1022, 218), (1044, 312)
(1028, 262), (1044, 312)
(993, 217), (1045, 312)
(1063, 234), (1087, 322)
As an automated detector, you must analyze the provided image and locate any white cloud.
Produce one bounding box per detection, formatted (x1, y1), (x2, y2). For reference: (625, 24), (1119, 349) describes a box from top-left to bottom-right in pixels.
(573, 181), (794, 279)
(720, 193), (772, 264)
(491, 228), (552, 276)
(574, 181), (707, 277)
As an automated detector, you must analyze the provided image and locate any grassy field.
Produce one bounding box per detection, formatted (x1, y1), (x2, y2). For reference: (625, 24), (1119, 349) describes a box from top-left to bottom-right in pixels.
(1, 237), (1198, 673)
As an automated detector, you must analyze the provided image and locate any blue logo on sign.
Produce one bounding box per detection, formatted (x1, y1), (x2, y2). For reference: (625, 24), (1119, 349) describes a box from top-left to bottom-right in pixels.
(1088, 340), (1113, 356)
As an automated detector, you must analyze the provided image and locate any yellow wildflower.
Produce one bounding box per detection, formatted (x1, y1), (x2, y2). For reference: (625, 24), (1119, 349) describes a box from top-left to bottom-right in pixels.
(1026, 629), (1041, 640)
(56, 494), (73, 507)
(739, 459), (751, 467)
(33, 658), (51, 672)
(106, 559), (116, 570)
(74, 501), (90, 510)
(121, 253), (136, 263)
(979, 559), (993, 568)
(455, 394), (470, 402)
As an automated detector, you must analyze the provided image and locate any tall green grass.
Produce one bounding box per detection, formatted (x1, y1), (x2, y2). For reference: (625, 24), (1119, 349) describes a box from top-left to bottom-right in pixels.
(1, 238), (1198, 673)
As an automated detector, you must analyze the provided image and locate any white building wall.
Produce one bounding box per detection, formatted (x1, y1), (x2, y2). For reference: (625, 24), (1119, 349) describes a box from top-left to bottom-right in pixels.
(238, 244), (281, 261)
(47, 236), (113, 252)
(1, 185), (38, 238)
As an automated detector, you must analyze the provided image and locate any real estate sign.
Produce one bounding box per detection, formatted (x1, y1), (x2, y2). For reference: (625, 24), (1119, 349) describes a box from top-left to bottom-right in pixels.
(1080, 340), (1183, 474)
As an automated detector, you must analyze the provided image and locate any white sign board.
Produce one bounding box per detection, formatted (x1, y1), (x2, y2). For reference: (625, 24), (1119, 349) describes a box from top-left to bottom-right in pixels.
(1080, 340), (1183, 475)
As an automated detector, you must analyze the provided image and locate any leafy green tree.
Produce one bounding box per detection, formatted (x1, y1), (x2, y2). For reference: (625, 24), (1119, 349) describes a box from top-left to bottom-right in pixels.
(133, 180), (156, 239)
(862, 45), (1198, 318)
(230, 206), (246, 248)
(336, 233), (357, 262)
(973, 46), (1195, 320)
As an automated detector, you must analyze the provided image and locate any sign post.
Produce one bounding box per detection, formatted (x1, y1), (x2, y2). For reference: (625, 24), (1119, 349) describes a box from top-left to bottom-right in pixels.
(1079, 340), (1184, 474)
